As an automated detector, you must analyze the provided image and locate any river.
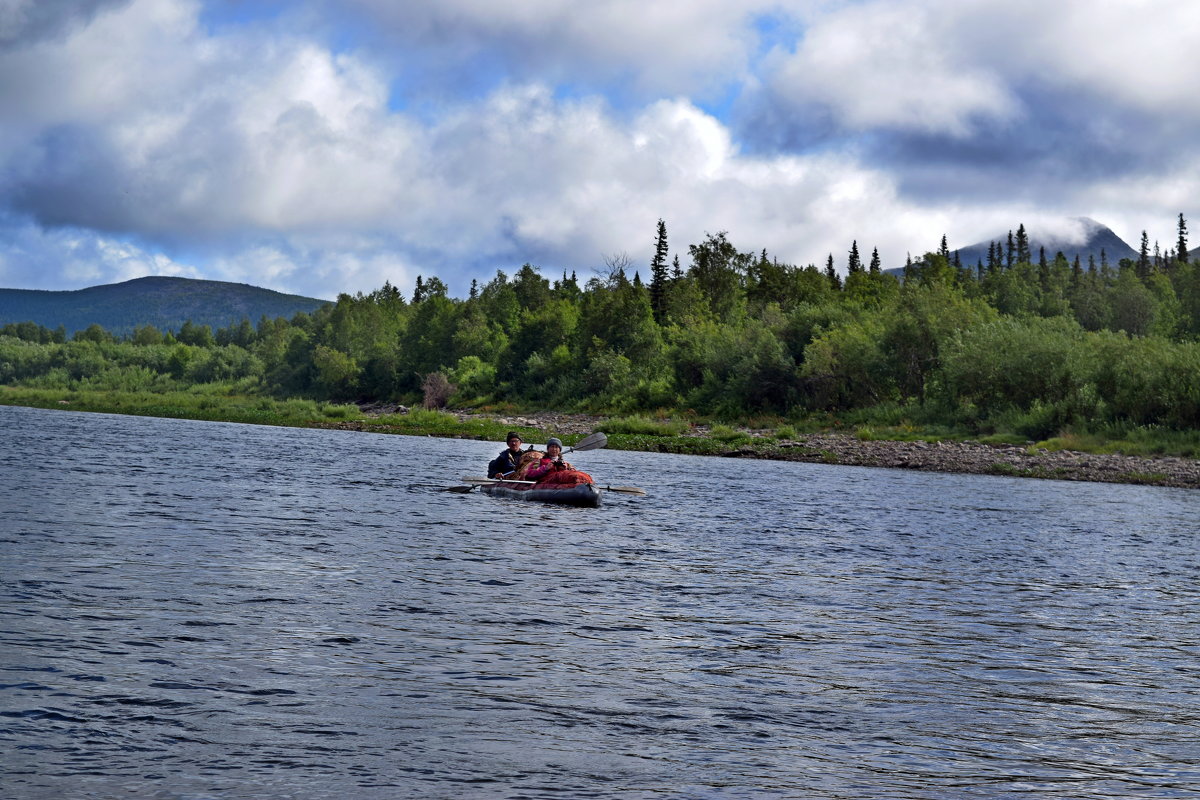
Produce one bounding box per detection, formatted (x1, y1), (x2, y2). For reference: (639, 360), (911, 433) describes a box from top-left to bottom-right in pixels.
(2, 404), (1199, 799)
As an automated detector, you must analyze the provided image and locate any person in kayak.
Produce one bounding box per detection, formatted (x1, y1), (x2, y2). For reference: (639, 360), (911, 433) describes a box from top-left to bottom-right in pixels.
(487, 432), (525, 479)
(524, 438), (574, 481)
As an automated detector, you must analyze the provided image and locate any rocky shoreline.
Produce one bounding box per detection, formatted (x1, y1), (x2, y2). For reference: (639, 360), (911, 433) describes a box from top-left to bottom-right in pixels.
(754, 433), (1200, 489)
(345, 405), (1200, 489)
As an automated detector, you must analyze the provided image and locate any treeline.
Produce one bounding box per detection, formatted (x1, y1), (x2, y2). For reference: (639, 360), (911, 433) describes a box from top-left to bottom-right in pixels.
(3, 216), (1199, 440)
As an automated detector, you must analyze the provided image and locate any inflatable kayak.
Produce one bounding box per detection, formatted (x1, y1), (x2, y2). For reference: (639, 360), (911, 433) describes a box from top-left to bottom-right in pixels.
(479, 478), (602, 508)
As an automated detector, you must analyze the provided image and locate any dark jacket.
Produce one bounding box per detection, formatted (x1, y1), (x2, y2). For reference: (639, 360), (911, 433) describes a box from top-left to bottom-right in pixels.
(488, 448), (522, 478)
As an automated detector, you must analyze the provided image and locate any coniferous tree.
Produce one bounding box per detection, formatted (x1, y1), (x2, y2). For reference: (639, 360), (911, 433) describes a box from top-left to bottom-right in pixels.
(1178, 213), (1190, 264)
(469, 279), (479, 300)
(869, 247), (881, 274)
(825, 254), (841, 290)
(649, 219), (670, 322)
(1088, 254), (1096, 273)
(953, 250), (962, 270)
(1006, 231), (1015, 268)
(1039, 246), (1047, 270)
(938, 235), (950, 259)
(671, 255), (682, 280)
(848, 240), (863, 273)
(1015, 223), (1031, 264)
(987, 241), (998, 271)
(1138, 230), (1151, 277)
(413, 275), (426, 303)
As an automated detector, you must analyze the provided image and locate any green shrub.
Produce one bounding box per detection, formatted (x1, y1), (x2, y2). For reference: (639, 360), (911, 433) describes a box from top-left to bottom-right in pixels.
(709, 423), (749, 443)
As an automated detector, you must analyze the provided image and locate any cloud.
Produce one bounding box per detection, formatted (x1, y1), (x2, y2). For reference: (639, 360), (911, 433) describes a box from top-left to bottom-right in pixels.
(337, 0), (783, 99)
(0, 0), (1194, 297)
(0, 212), (198, 289)
(0, 0), (948, 292)
(739, 0), (1200, 206)
(760, 2), (1018, 137)
(0, 0), (131, 50)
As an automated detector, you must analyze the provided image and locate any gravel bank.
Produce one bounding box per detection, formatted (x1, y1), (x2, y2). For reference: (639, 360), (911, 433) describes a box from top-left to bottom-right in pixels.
(743, 433), (1200, 489)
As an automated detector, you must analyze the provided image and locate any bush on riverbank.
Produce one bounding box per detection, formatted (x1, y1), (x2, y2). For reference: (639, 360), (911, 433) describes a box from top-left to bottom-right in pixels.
(4, 220), (1200, 457)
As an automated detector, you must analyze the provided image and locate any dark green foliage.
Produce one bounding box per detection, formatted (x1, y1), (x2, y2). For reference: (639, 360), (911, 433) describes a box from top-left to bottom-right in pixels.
(4, 217), (1200, 446)
(1015, 224), (1031, 264)
(649, 219), (669, 323)
(689, 232), (749, 321)
(848, 241), (863, 274)
(1179, 213), (1190, 265)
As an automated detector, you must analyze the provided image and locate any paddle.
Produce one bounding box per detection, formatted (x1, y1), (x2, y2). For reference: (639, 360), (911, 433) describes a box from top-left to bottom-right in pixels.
(460, 476), (647, 496)
(408, 482), (477, 493)
(562, 431), (608, 454)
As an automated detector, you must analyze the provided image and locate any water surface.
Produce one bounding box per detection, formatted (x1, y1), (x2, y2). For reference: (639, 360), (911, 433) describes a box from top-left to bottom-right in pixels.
(2, 405), (1199, 798)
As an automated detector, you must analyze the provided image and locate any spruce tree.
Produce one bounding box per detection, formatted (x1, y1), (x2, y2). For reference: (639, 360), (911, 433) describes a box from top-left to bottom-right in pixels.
(869, 247), (881, 274)
(1006, 231), (1015, 268)
(1138, 231), (1151, 277)
(649, 219), (669, 322)
(1015, 223), (1031, 264)
(848, 240), (863, 273)
(825, 254), (841, 290)
(413, 275), (425, 303)
(1039, 247), (1047, 270)
(1178, 213), (1189, 264)
(671, 255), (682, 280)
(939, 235), (950, 259)
(469, 278), (479, 300)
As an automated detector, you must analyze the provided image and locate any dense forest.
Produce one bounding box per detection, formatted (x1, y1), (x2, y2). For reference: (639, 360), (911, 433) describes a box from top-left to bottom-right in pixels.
(3, 215), (1199, 442)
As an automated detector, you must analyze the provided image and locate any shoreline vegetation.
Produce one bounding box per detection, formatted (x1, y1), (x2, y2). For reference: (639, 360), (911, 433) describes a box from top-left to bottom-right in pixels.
(3, 219), (1199, 489)
(5, 388), (1199, 489)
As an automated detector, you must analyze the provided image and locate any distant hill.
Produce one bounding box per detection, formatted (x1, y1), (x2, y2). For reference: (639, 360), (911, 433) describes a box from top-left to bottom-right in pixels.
(952, 218), (1138, 268)
(0, 276), (331, 336)
(887, 218), (1139, 277)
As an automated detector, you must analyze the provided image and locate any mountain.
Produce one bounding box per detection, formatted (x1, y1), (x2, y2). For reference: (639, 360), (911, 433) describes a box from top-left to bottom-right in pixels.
(887, 218), (1140, 276)
(953, 218), (1138, 268)
(0, 276), (331, 336)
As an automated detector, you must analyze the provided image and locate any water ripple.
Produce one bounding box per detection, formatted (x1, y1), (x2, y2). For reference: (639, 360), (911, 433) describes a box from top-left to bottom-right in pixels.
(2, 405), (1200, 798)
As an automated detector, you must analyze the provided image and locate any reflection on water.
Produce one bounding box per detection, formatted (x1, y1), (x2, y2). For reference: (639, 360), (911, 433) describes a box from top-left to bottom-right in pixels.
(2, 405), (1200, 799)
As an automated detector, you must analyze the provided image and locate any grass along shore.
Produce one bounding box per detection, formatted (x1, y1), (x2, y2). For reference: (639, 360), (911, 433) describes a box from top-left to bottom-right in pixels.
(3, 385), (1200, 489)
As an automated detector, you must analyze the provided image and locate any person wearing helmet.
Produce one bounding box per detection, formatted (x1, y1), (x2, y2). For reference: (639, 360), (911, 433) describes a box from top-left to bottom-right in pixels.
(523, 437), (573, 481)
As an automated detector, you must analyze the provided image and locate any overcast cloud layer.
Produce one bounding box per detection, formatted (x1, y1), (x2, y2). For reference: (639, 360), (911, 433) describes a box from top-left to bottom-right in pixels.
(0, 0), (1196, 298)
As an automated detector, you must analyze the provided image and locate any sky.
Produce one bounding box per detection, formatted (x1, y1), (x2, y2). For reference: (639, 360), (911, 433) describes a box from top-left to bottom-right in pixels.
(0, 0), (1197, 300)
